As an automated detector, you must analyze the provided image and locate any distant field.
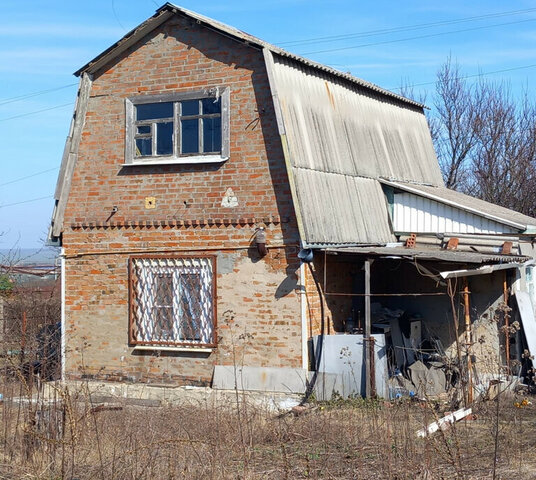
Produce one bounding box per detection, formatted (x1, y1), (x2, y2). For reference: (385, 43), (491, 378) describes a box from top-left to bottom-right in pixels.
(0, 247), (59, 266)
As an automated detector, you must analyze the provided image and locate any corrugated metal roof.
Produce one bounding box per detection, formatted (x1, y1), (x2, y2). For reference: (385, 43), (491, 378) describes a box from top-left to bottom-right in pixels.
(74, 3), (424, 109)
(272, 55), (442, 184)
(326, 246), (530, 264)
(293, 170), (395, 245)
(381, 180), (536, 231)
(267, 53), (442, 246)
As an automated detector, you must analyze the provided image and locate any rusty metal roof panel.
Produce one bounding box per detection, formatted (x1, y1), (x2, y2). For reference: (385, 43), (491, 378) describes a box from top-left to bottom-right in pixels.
(381, 180), (536, 231)
(293, 171), (395, 245)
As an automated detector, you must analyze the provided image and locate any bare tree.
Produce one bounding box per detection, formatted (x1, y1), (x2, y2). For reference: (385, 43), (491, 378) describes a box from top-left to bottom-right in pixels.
(428, 58), (536, 216)
(471, 85), (536, 216)
(433, 57), (480, 190)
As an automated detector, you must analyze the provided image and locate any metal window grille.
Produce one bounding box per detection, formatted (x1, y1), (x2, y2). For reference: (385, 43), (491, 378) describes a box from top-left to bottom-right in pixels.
(130, 257), (215, 346)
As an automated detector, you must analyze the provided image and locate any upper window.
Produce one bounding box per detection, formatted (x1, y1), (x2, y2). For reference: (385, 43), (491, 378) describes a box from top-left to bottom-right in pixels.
(129, 256), (216, 347)
(125, 88), (230, 165)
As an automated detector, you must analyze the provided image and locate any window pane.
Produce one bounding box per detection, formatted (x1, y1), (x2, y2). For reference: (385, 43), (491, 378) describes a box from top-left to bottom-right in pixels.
(154, 274), (174, 340)
(203, 117), (221, 153)
(202, 97), (221, 115)
(156, 122), (173, 155)
(181, 100), (199, 116)
(136, 102), (173, 121)
(179, 273), (202, 341)
(154, 307), (174, 340)
(137, 125), (151, 134)
(135, 137), (152, 157)
(181, 119), (199, 154)
(155, 274), (173, 306)
(131, 257), (214, 345)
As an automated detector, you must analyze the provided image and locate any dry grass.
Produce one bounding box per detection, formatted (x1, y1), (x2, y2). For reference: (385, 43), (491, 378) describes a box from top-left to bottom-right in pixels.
(1, 385), (536, 480)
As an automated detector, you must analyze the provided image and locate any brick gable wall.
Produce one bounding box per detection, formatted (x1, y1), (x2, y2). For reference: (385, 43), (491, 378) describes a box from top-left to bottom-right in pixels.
(61, 15), (303, 385)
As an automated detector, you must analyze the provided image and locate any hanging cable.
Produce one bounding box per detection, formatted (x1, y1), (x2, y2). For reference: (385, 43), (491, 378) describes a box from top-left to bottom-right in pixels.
(0, 167), (59, 188)
(279, 7), (536, 47)
(300, 18), (536, 56)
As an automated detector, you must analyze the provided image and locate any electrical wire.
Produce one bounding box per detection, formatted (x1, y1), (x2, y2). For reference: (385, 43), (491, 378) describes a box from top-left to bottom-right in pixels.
(0, 8), (532, 111)
(279, 7), (536, 47)
(0, 167), (59, 188)
(0, 83), (77, 107)
(0, 195), (52, 209)
(0, 103), (73, 123)
(390, 63), (536, 91)
(300, 18), (536, 56)
(111, 0), (126, 31)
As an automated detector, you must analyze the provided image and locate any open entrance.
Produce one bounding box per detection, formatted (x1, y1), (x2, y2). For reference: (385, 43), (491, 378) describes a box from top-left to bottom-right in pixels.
(306, 248), (531, 404)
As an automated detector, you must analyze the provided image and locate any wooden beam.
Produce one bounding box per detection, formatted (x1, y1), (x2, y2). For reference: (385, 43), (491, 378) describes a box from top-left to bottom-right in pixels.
(51, 72), (93, 239)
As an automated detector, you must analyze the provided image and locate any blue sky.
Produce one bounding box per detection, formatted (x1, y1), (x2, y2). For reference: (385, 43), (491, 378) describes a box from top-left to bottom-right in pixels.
(1, 0), (535, 248)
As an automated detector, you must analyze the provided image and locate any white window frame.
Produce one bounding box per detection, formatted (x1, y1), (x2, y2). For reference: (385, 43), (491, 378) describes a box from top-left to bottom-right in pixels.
(124, 87), (230, 166)
(129, 256), (217, 347)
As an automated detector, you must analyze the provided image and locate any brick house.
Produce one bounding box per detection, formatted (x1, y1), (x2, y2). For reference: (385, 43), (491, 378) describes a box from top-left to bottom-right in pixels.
(50, 3), (536, 397)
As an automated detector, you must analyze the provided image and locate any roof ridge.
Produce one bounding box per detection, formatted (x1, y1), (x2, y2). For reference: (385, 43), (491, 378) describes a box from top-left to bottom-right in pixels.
(76, 2), (424, 109)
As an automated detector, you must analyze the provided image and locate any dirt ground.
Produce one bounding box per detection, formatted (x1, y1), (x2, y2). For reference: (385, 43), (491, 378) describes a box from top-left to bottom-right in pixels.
(1, 389), (536, 480)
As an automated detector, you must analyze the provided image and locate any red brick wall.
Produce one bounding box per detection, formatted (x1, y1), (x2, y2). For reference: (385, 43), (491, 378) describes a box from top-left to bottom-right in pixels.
(304, 255), (358, 338)
(61, 15), (302, 385)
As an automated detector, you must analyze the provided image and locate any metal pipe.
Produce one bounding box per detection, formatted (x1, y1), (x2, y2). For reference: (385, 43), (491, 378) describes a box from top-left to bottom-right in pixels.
(324, 292), (446, 297)
(61, 248), (66, 381)
(365, 259), (371, 398)
(64, 243), (296, 259)
(323, 251), (330, 335)
(300, 263), (308, 370)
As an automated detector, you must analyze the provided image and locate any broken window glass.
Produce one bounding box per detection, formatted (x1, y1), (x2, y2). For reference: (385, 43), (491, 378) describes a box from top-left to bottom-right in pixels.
(135, 138), (152, 157)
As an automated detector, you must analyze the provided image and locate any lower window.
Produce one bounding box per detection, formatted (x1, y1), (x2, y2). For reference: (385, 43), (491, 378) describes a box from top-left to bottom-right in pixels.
(129, 256), (216, 347)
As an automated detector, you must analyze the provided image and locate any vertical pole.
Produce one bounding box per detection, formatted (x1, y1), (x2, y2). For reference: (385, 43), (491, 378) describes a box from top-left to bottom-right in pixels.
(61, 249), (66, 381)
(463, 278), (473, 404)
(365, 259), (371, 398)
(503, 271), (510, 373)
(300, 263), (308, 370)
(323, 252), (331, 335)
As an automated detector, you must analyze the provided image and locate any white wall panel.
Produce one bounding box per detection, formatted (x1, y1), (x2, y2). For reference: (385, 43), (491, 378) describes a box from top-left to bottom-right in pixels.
(393, 192), (517, 234)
